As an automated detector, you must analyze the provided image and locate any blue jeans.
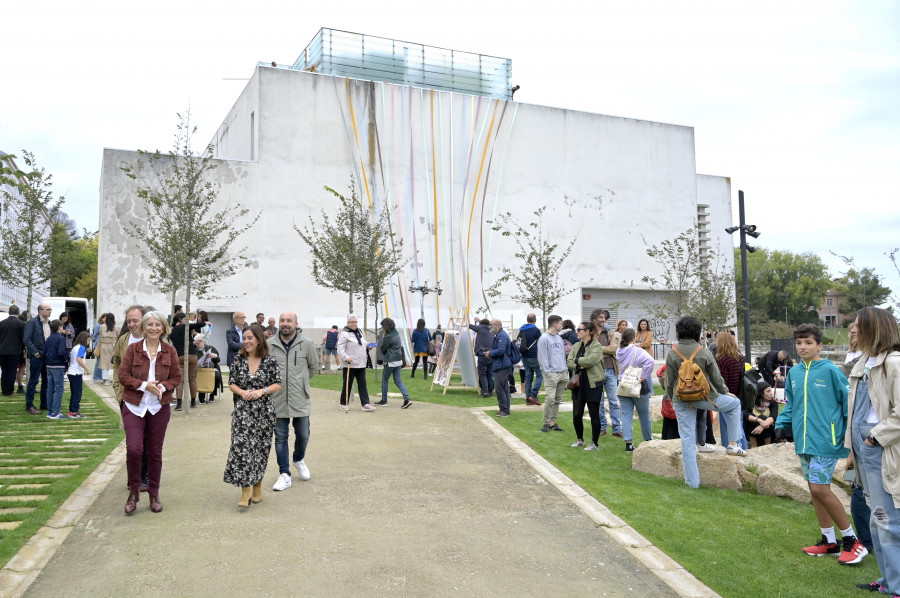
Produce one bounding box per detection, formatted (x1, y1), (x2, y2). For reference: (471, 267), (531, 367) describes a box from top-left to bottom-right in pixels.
(92, 357), (103, 381)
(521, 357), (543, 399)
(381, 365), (409, 401)
(26, 356), (47, 410)
(673, 393), (742, 488)
(67, 374), (83, 413)
(852, 421), (900, 595)
(720, 414), (748, 450)
(274, 417), (310, 475)
(599, 368), (621, 433)
(493, 367), (512, 414)
(618, 392), (652, 442)
(46, 367), (65, 415)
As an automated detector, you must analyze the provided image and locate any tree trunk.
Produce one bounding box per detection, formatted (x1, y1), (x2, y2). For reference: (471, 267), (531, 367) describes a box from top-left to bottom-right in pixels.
(170, 288), (177, 324)
(183, 263), (192, 415)
(26, 279), (34, 319)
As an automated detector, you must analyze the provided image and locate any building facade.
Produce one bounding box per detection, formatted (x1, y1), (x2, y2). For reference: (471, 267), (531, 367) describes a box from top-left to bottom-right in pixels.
(98, 31), (735, 355)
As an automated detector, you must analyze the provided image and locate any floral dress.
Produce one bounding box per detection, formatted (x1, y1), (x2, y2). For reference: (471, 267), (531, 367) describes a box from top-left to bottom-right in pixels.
(223, 354), (281, 487)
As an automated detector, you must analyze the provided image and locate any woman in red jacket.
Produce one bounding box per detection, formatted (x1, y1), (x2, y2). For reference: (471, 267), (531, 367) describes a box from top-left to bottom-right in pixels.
(118, 311), (183, 515)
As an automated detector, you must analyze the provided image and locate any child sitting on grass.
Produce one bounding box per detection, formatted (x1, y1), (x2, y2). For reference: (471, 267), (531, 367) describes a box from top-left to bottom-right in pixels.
(775, 323), (868, 565)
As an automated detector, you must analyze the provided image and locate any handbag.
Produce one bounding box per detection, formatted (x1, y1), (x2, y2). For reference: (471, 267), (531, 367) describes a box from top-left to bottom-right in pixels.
(566, 373), (581, 391)
(616, 350), (642, 398)
(196, 367), (216, 393)
(427, 340), (436, 356)
(661, 396), (677, 419)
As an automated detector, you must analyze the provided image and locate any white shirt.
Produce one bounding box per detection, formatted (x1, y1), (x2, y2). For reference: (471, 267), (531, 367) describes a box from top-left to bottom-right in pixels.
(862, 356), (880, 424)
(124, 340), (166, 418)
(67, 345), (87, 376)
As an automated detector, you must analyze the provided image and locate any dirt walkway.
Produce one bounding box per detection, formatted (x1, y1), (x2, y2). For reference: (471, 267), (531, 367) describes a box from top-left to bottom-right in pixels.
(20, 386), (682, 597)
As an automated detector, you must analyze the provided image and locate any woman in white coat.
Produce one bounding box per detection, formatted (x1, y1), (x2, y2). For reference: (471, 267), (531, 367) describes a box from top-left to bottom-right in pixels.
(337, 314), (375, 412)
(846, 307), (900, 596)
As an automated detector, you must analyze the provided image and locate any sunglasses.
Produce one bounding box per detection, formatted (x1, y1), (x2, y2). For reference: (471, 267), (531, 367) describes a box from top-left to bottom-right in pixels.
(576, 328), (586, 332)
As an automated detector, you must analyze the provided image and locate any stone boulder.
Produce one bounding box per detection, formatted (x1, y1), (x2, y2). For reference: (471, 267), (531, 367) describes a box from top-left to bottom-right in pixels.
(632, 439), (743, 490)
(747, 443), (851, 510)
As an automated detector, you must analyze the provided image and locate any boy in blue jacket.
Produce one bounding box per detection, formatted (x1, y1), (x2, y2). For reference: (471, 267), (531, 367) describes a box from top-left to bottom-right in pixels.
(775, 324), (867, 565)
(44, 319), (70, 420)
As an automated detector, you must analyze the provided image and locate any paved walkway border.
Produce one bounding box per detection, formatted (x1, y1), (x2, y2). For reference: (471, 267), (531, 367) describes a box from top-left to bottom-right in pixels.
(472, 407), (721, 598)
(0, 383), (125, 598)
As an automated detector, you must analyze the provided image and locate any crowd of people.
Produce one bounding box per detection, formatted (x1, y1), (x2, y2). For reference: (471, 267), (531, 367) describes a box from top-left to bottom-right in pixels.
(3, 300), (897, 597)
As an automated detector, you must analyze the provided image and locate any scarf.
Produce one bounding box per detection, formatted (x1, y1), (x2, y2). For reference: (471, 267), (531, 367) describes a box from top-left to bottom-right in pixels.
(344, 326), (362, 345)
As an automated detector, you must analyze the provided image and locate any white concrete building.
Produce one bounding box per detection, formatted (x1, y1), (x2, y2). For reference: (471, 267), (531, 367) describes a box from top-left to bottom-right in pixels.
(98, 29), (734, 355)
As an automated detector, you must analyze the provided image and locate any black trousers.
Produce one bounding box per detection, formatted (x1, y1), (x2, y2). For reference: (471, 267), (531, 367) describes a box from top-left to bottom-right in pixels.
(340, 367), (370, 406)
(0, 354), (18, 395)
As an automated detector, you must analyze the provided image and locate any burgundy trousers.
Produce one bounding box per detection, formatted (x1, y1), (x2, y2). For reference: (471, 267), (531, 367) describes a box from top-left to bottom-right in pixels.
(122, 404), (171, 494)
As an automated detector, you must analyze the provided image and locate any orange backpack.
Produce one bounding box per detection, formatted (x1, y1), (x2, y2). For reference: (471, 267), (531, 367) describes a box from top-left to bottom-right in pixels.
(671, 346), (711, 401)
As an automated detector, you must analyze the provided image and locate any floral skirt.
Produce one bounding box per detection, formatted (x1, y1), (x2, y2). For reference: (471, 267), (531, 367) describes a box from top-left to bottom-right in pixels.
(223, 396), (275, 487)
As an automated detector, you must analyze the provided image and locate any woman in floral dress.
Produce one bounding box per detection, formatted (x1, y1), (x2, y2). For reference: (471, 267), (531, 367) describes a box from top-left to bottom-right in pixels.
(224, 325), (282, 507)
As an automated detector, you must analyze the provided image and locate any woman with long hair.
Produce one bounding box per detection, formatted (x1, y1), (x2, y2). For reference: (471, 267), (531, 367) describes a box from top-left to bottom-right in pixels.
(410, 318), (432, 379)
(224, 324), (282, 507)
(567, 321), (605, 451)
(635, 319), (654, 352)
(846, 307), (900, 596)
(715, 331), (748, 450)
(98, 313), (119, 384)
(118, 312), (182, 514)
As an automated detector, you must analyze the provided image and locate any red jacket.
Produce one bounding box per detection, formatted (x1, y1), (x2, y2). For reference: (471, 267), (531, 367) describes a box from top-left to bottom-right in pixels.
(118, 340), (183, 406)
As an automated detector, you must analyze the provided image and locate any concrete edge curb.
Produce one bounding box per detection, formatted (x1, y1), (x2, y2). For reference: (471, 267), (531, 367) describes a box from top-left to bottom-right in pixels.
(0, 382), (127, 598)
(471, 408), (721, 598)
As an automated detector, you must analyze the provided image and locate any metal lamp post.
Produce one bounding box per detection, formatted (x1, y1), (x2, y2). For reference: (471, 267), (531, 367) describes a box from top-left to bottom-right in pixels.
(725, 190), (761, 365)
(408, 280), (443, 320)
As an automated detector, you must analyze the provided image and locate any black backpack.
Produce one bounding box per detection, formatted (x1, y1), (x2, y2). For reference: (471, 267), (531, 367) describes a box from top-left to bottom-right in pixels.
(740, 368), (763, 412)
(516, 330), (536, 355)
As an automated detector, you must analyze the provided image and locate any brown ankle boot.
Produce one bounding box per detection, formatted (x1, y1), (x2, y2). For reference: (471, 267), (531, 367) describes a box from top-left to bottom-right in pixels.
(238, 486), (252, 507)
(251, 481), (262, 503)
(125, 490), (139, 514)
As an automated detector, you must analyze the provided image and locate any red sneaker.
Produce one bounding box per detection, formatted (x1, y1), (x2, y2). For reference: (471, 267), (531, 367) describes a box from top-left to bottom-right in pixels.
(802, 535), (839, 556)
(838, 537), (868, 565)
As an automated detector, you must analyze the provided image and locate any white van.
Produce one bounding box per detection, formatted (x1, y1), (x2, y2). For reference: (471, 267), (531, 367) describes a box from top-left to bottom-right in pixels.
(42, 297), (95, 338)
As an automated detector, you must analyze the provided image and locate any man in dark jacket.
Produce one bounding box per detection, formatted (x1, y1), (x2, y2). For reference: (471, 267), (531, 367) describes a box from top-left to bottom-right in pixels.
(517, 313), (543, 406)
(759, 349), (789, 386)
(469, 318), (495, 397)
(0, 305), (26, 396)
(485, 319), (513, 417)
(225, 311), (246, 369)
(24, 303), (52, 413)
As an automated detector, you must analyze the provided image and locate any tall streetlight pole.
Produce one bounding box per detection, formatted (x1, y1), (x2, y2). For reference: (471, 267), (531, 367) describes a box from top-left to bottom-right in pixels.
(408, 280), (443, 320)
(726, 190), (760, 365)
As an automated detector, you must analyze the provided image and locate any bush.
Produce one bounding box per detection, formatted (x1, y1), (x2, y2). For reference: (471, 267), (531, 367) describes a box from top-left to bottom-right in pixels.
(749, 319), (795, 341)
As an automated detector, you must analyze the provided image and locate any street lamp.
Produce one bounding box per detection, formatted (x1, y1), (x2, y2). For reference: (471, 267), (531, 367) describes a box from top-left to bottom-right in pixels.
(726, 190), (761, 365)
(408, 280), (443, 320)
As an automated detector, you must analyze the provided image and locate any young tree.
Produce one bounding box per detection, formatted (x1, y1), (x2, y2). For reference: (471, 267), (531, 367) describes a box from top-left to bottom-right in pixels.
(828, 253), (892, 315)
(642, 228), (736, 331)
(121, 111), (260, 411)
(487, 206), (582, 329)
(0, 151), (64, 316)
(295, 178), (407, 332)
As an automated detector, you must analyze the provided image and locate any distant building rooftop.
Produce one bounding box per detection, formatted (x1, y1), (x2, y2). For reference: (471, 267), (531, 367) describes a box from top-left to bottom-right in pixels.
(290, 28), (513, 100)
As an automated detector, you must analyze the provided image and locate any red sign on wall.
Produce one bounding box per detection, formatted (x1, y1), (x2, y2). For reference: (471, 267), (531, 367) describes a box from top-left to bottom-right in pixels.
(583, 294), (591, 300)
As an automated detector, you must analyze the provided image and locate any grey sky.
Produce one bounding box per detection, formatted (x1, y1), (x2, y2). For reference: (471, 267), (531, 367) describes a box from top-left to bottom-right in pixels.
(3, 0), (898, 295)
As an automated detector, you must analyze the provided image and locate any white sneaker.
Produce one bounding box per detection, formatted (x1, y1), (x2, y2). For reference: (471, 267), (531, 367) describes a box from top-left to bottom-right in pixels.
(295, 460), (310, 481)
(697, 444), (715, 453)
(361, 404), (376, 412)
(726, 445), (748, 457)
(272, 472), (292, 491)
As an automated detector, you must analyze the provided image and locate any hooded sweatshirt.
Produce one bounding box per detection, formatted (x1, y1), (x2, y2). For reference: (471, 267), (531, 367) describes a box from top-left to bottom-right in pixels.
(775, 358), (849, 458)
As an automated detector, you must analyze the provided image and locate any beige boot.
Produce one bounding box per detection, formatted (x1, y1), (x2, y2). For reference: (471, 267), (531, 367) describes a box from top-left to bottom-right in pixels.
(251, 481), (263, 504)
(238, 486), (252, 508)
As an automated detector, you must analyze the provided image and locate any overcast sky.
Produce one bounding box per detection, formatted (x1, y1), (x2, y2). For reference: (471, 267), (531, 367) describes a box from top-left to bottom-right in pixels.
(3, 0), (898, 295)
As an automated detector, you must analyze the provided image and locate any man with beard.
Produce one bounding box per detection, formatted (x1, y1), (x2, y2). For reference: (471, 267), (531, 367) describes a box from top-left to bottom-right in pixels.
(268, 312), (318, 491)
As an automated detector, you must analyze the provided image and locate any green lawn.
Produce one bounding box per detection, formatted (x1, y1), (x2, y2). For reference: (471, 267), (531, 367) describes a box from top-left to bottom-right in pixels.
(494, 410), (878, 598)
(0, 385), (124, 568)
